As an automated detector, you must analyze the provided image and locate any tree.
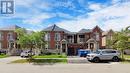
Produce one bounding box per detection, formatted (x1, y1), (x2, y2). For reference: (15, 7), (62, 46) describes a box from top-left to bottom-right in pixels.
(15, 28), (46, 56)
(110, 26), (129, 59)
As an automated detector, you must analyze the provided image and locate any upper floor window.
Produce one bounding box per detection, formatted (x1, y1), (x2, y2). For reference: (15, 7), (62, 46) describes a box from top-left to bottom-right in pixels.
(8, 32), (13, 41)
(67, 35), (73, 43)
(55, 33), (61, 41)
(93, 32), (99, 41)
(96, 32), (99, 41)
(0, 32), (3, 40)
(0, 42), (2, 49)
(45, 33), (50, 41)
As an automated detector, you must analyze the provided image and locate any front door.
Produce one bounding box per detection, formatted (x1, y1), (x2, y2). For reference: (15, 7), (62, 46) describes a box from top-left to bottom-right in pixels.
(67, 48), (75, 56)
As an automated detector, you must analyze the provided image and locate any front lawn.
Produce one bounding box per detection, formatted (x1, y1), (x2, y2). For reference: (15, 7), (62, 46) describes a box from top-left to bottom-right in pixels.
(124, 55), (130, 59)
(32, 55), (67, 58)
(121, 55), (130, 63)
(11, 59), (67, 64)
(0, 55), (9, 58)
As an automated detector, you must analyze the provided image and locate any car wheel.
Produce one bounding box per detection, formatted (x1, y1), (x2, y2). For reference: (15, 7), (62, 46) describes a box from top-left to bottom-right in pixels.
(112, 56), (119, 62)
(93, 57), (100, 63)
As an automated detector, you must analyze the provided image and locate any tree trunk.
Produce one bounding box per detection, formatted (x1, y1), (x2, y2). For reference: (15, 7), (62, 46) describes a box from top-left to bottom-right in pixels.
(121, 49), (124, 60)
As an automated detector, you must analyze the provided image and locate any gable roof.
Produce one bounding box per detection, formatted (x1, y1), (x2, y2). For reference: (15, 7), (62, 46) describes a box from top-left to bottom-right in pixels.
(0, 25), (20, 31)
(43, 24), (70, 33)
(78, 29), (91, 33)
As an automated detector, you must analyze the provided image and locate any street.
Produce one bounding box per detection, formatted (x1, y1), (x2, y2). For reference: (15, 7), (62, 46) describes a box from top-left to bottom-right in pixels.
(0, 62), (130, 73)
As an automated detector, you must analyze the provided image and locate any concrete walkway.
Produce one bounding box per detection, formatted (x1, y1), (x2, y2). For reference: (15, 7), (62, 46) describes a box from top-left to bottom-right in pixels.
(0, 56), (22, 64)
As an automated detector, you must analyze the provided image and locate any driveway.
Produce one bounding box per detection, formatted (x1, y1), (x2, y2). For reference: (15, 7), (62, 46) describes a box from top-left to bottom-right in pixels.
(0, 56), (22, 64)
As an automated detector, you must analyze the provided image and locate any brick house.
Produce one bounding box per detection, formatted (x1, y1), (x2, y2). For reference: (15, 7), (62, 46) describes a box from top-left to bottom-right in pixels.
(102, 29), (114, 48)
(43, 24), (103, 55)
(0, 25), (20, 55)
(0, 24), (107, 55)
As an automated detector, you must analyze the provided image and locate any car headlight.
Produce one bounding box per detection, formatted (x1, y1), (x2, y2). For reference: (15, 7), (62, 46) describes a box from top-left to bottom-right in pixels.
(91, 55), (95, 57)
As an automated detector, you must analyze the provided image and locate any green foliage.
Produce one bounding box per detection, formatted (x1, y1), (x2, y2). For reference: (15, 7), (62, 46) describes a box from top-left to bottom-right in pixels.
(107, 26), (130, 59)
(15, 28), (46, 50)
(11, 59), (67, 64)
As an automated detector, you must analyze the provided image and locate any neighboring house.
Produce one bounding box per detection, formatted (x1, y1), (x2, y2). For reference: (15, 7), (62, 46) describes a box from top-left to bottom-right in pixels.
(0, 25), (20, 55)
(102, 29), (114, 48)
(43, 24), (103, 55)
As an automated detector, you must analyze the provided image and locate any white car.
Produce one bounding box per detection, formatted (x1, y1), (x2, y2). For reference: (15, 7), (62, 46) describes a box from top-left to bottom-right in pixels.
(20, 50), (34, 58)
(87, 49), (120, 62)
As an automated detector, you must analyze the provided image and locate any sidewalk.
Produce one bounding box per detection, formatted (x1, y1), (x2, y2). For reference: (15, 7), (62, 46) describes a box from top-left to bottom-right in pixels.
(0, 56), (22, 64)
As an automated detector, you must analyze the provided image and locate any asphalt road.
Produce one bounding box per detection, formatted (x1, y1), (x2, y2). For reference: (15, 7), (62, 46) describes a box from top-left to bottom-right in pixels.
(0, 56), (130, 73)
(0, 63), (130, 73)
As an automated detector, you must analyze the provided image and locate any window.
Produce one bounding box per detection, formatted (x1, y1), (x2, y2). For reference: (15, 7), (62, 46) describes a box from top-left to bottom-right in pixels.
(67, 36), (73, 43)
(45, 42), (50, 49)
(55, 33), (61, 41)
(55, 42), (60, 49)
(45, 33), (50, 41)
(0, 42), (2, 49)
(7, 32), (13, 40)
(102, 50), (116, 54)
(79, 35), (85, 42)
(0, 32), (3, 40)
(95, 32), (99, 41)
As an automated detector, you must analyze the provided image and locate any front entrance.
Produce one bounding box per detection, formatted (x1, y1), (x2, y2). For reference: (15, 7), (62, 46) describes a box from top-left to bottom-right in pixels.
(86, 38), (99, 51)
(68, 48), (75, 56)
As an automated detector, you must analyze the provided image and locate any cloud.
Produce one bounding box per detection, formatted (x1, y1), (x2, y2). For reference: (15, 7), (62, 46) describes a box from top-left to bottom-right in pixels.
(56, 12), (74, 19)
(23, 13), (56, 25)
(56, 1), (130, 32)
(89, 3), (102, 11)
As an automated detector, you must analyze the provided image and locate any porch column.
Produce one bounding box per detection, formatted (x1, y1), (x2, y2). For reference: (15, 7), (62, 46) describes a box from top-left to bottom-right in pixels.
(65, 42), (68, 55)
(88, 43), (90, 49)
(60, 43), (62, 54)
(94, 43), (97, 51)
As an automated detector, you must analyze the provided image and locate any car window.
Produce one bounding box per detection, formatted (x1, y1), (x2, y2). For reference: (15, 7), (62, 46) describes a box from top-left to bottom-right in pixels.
(102, 50), (116, 54)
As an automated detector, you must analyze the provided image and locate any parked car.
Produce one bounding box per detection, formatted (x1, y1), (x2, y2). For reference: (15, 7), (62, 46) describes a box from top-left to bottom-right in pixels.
(87, 49), (120, 62)
(0, 49), (7, 55)
(20, 50), (34, 58)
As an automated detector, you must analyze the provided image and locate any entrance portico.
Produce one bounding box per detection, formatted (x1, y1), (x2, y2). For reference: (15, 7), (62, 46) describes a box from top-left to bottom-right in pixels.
(86, 38), (99, 51)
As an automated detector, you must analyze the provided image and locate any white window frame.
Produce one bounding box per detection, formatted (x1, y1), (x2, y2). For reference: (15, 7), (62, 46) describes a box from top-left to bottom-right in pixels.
(45, 33), (50, 41)
(55, 33), (61, 41)
(7, 32), (13, 41)
(0, 32), (3, 40)
(0, 42), (1, 49)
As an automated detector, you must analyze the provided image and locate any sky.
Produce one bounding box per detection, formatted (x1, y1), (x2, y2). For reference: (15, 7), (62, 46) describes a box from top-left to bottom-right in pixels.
(0, 0), (130, 32)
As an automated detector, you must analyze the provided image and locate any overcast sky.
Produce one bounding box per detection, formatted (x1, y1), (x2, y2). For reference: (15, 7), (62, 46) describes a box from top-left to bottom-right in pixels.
(0, 0), (130, 32)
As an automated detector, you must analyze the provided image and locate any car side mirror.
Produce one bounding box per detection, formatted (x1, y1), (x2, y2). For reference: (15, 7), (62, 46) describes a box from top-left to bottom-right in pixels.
(100, 53), (102, 55)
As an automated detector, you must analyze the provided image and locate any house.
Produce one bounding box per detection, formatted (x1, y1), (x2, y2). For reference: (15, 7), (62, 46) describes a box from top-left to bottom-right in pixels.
(43, 24), (103, 55)
(0, 25), (20, 55)
(102, 29), (114, 48)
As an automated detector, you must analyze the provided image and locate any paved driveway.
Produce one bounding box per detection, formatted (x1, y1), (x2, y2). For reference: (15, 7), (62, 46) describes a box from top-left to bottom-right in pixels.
(0, 56), (22, 64)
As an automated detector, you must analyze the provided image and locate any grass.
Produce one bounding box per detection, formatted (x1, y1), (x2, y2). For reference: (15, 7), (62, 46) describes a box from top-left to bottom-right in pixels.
(120, 55), (130, 63)
(0, 55), (9, 58)
(124, 55), (130, 59)
(32, 55), (67, 58)
(11, 59), (67, 64)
